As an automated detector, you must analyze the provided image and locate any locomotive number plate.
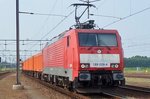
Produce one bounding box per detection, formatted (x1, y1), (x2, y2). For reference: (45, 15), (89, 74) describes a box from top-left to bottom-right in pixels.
(90, 62), (110, 68)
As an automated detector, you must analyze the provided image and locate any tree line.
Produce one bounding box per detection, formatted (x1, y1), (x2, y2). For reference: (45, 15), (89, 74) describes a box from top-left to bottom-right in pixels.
(124, 55), (150, 67)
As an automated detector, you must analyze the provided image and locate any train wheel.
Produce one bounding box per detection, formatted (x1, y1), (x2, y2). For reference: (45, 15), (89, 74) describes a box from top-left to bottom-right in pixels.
(68, 82), (75, 92)
(113, 81), (119, 86)
(121, 79), (125, 86)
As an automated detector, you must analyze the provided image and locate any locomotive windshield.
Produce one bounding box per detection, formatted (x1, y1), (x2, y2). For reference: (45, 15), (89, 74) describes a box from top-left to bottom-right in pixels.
(79, 33), (117, 46)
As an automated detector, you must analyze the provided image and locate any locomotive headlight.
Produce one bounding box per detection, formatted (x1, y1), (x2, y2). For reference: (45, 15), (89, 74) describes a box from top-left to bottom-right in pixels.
(111, 64), (115, 68)
(111, 64), (119, 68)
(115, 64), (119, 68)
(80, 63), (90, 68)
(81, 64), (86, 68)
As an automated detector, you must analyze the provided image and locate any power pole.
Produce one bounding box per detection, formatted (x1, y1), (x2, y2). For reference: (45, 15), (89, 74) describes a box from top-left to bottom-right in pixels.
(16, 0), (20, 85)
(13, 0), (24, 90)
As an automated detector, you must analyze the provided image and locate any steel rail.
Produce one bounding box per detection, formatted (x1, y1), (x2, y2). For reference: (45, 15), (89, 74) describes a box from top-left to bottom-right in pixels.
(0, 72), (12, 80)
(23, 74), (89, 99)
(102, 92), (125, 99)
(119, 85), (150, 93)
(100, 88), (126, 99)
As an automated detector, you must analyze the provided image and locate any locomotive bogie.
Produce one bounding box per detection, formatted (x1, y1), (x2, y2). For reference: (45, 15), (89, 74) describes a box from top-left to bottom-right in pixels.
(74, 70), (124, 88)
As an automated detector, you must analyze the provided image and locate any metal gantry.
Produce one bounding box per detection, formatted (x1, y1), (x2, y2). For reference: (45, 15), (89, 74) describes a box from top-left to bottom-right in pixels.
(0, 39), (49, 62)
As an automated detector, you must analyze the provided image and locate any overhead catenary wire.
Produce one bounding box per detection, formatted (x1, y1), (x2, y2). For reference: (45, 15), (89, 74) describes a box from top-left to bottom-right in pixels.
(90, 14), (122, 19)
(28, 9), (76, 50)
(30, 0), (58, 39)
(0, 39), (48, 61)
(19, 11), (67, 17)
(25, 1), (100, 51)
(16, 1), (150, 58)
(24, 0), (58, 51)
(40, 0), (103, 41)
(40, 10), (75, 40)
(102, 6), (150, 28)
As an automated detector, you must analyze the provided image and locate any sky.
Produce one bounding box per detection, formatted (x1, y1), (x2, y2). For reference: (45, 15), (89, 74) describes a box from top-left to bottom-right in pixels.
(0, 0), (150, 62)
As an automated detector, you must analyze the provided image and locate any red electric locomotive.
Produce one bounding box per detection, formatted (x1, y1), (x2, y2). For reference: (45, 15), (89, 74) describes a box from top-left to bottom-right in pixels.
(41, 26), (125, 93)
(22, 1), (125, 93)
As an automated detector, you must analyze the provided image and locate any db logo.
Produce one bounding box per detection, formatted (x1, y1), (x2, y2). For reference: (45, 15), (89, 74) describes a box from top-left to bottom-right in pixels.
(97, 50), (102, 54)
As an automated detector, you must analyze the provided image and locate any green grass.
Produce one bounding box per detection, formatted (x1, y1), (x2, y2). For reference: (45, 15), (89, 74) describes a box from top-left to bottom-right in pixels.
(125, 67), (150, 74)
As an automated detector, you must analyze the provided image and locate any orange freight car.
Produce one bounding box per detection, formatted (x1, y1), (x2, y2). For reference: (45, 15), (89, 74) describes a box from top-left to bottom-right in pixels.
(33, 53), (43, 78)
(22, 60), (27, 70)
(22, 53), (43, 77)
(33, 53), (43, 72)
(28, 56), (34, 71)
(23, 59), (28, 71)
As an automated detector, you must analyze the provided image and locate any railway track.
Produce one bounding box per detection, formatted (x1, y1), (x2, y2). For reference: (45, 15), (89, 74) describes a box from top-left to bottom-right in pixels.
(24, 74), (124, 99)
(79, 87), (125, 99)
(0, 72), (12, 80)
(118, 85), (150, 98)
(23, 74), (150, 99)
(23, 74), (128, 99)
(119, 85), (150, 93)
(23, 74), (89, 99)
(87, 85), (150, 99)
(101, 91), (125, 99)
(0, 72), (9, 75)
(101, 85), (150, 98)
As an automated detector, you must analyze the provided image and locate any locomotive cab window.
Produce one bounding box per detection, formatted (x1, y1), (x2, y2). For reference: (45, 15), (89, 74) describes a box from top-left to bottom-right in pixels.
(79, 33), (97, 46)
(79, 33), (117, 46)
(97, 34), (117, 46)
